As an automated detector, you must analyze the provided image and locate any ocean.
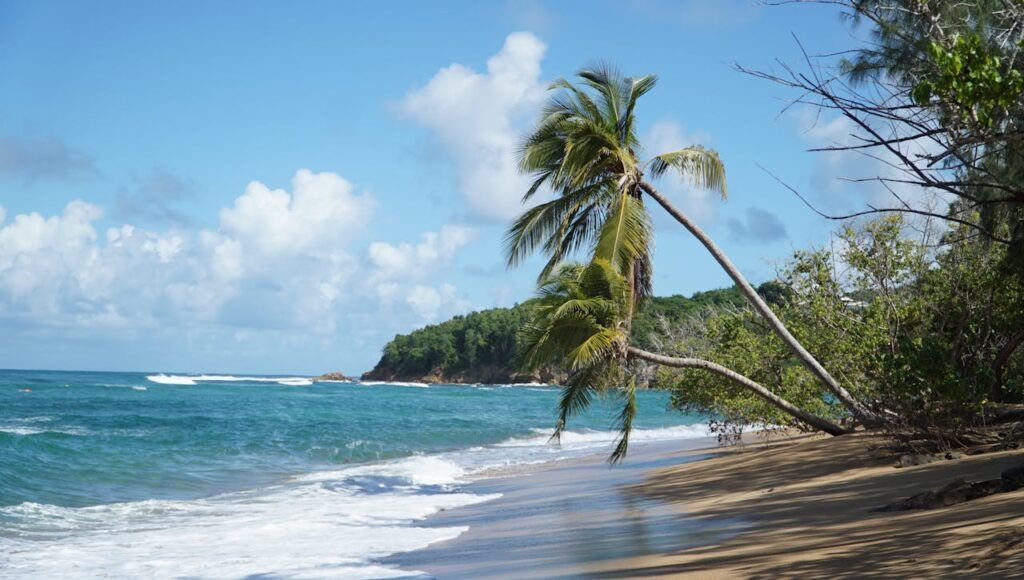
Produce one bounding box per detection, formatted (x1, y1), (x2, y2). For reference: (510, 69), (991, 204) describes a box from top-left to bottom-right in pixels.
(0, 369), (709, 578)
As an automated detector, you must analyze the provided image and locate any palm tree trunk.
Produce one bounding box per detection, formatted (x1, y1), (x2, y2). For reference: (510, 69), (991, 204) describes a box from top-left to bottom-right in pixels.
(627, 346), (850, 436)
(638, 180), (881, 427)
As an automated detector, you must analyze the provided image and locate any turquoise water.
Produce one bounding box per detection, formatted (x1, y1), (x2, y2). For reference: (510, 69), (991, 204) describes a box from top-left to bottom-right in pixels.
(0, 370), (707, 578)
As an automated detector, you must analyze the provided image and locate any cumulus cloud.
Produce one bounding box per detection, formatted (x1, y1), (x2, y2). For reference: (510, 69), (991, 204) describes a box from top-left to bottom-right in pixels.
(0, 200), (201, 328)
(210, 169), (374, 332)
(0, 135), (96, 182)
(368, 225), (474, 282)
(368, 225), (474, 321)
(220, 169), (373, 258)
(404, 283), (467, 321)
(0, 169), (468, 343)
(643, 120), (720, 222)
(398, 32), (548, 221)
(726, 207), (788, 243)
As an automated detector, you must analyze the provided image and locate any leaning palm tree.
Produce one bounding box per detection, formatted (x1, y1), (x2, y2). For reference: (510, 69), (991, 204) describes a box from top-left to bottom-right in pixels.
(519, 260), (849, 462)
(505, 64), (880, 427)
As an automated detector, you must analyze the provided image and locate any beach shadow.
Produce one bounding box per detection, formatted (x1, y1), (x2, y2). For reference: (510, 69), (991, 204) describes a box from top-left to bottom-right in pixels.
(589, 433), (1024, 578)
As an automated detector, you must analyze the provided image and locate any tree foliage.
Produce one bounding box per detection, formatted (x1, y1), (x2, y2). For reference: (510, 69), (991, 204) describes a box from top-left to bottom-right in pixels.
(373, 306), (532, 378)
(369, 286), (749, 382)
(659, 215), (1024, 441)
(743, 0), (1024, 259)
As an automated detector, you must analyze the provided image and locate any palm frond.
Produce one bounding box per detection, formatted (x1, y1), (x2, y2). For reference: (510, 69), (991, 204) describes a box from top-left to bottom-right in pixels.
(567, 327), (623, 370)
(622, 74), (657, 142)
(649, 146), (728, 198)
(593, 192), (653, 276)
(551, 367), (601, 444)
(609, 377), (638, 464)
(504, 195), (583, 268)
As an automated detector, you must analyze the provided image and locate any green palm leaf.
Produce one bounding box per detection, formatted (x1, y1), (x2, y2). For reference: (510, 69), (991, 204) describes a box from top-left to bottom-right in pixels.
(593, 192), (652, 275)
(649, 146), (728, 198)
(609, 377), (638, 464)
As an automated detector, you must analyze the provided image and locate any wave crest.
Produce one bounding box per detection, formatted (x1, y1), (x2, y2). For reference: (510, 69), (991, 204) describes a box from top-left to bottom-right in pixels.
(146, 374), (312, 386)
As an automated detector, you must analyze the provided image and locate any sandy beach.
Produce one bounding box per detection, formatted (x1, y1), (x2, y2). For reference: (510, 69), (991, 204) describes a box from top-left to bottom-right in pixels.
(383, 437), (739, 578)
(392, 432), (1024, 578)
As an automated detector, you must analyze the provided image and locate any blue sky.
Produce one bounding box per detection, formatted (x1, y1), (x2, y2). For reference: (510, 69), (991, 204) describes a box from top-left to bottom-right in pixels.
(0, 0), (884, 374)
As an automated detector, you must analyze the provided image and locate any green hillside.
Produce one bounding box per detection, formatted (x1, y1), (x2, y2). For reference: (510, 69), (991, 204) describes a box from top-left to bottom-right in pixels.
(362, 284), (781, 383)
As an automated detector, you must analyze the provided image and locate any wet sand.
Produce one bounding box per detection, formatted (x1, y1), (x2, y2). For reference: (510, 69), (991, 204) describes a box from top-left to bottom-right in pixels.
(383, 437), (741, 579)
(385, 432), (1024, 579)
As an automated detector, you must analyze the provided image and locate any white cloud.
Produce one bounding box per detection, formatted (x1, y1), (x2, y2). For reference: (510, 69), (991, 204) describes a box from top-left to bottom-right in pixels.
(398, 32), (548, 221)
(404, 284), (469, 321)
(220, 169), (373, 258)
(0, 200), (205, 328)
(368, 225), (474, 283)
(406, 285), (440, 320)
(0, 169), (477, 368)
(368, 226), (474, 321)
(643, 120), (719, 222)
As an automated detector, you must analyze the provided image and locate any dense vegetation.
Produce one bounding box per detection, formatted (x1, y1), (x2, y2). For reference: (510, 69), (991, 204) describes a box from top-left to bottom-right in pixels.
(367, 305), (532, 380)
(365, 286), (758, 381)
(659, 216), (1024, 441)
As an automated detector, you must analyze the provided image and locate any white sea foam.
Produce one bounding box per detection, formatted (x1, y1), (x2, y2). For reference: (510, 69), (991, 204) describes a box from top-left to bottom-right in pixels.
(0, 422), (710, 577)
(0, 426), (44, 436)
(101, 384), (150, 391)
(358, 381), (431, 388)
(496, 424), (712, 449)
(0, 426), (91, 437)
(146, 374), (313, 386)
(278, 378), (314, 386)
(507, 381), (556, 387)
(146, 374), (196, 385)
(296, 455), (468, 488)
(298, 423), (712, 491)
(0, 480), (496, 579)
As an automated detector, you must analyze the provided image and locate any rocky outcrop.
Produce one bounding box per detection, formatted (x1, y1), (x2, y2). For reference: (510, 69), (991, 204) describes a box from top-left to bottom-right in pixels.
(313, 371), (356, 382)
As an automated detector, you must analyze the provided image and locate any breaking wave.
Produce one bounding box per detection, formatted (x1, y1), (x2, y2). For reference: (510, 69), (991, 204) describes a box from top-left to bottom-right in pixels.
(146, 374), (313, 386)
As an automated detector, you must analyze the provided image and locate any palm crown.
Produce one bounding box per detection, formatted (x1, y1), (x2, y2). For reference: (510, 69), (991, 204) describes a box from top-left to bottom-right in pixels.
(518, 260), (638, 462)
(504, 64), (728, 309)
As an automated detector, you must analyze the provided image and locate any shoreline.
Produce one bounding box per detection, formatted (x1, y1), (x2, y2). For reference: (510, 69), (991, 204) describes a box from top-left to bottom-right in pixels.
(387, 432), (1024, 578)
(382, 435), (736, 578)
(0, 371), (711, 579)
